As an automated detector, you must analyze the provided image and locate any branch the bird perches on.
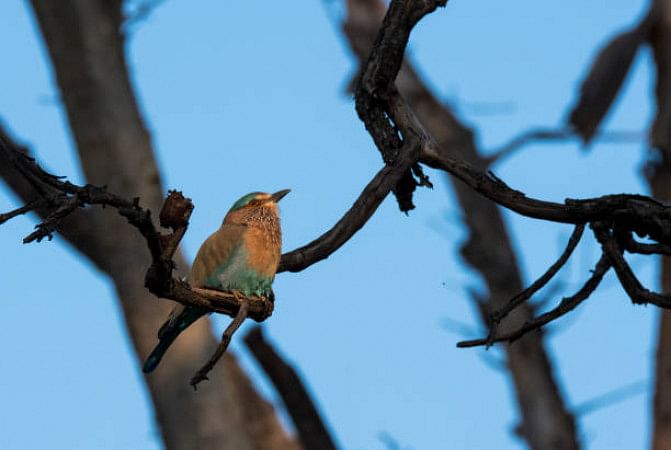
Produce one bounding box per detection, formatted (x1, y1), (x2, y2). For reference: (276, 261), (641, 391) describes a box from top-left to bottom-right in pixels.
(0, 139), (274, 384)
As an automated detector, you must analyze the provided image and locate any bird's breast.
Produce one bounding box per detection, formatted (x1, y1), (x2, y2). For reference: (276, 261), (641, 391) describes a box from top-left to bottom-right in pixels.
(243, 225), (282, 278)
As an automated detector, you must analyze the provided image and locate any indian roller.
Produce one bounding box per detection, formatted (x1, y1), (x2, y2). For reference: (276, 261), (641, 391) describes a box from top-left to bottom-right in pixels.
(142, 189), (290, 373)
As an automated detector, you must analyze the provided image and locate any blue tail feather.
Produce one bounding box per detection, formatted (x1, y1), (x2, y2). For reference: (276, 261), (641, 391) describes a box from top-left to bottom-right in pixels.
(142, 307), (205, 373)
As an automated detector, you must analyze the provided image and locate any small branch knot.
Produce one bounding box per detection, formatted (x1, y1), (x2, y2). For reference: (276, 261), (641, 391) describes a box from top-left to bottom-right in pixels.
(159, 190), (194, 230)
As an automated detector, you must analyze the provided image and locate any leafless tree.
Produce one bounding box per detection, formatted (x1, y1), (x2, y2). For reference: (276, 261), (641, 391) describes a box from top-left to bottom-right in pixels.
(2, 1), (670, 449)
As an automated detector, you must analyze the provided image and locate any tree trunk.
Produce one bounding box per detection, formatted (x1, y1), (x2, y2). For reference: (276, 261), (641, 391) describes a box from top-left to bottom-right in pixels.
(22, 1), (301, 449)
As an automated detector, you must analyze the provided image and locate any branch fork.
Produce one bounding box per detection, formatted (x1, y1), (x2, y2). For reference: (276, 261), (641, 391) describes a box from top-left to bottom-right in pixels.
(459, 218), (671, 348)
(0, 139), (273, 381)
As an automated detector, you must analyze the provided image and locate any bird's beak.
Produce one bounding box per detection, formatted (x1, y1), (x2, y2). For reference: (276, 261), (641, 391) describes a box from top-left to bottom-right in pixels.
(271, 189), (291, 203)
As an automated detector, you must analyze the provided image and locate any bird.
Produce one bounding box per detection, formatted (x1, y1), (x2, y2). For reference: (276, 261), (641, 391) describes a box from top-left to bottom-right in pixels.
(142, 189), (290, 373)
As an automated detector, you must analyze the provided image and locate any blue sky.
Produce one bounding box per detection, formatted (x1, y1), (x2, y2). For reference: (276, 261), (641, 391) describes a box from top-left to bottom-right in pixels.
(0, 0), (657, 449)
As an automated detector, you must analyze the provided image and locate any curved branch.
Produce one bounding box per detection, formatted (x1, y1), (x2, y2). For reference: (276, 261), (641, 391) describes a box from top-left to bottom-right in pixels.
(489, 224), (586, 326)
(190, 299), (250, 389)
(594, 222), (671, 308)
(0, 137), (273, 322)
(353, 0), (448, 212)
(341, 2), (580, 447)
(0, 196), (56, 225)
(458, 254), (611, 348)
(0, 137), (162, 252)
(620, 231), (671, 257)
(486, 127), (642, 167)
(423, 143), (671, 243)
(340, 0), (671, 243)
(278, 138), (420, 272)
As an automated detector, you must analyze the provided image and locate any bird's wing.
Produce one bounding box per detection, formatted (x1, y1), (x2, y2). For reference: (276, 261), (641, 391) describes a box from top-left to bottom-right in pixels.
(159, 224), (246, 334)
(188, 223), (246, 288)
(146, 224), (249, 371)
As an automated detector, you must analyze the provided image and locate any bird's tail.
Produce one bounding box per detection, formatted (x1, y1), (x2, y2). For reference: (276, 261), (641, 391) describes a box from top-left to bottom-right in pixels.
(142, 306), (206, 373)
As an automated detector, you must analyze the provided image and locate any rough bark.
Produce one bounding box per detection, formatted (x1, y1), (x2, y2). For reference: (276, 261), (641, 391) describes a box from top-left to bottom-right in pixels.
(343, 1), (579, 448)
(20, 2), (300, 449)
(649, 1), (671, 448)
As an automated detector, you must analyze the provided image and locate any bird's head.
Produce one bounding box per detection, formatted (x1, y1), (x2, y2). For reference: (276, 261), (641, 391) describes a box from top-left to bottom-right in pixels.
(224, 189), (290, 226)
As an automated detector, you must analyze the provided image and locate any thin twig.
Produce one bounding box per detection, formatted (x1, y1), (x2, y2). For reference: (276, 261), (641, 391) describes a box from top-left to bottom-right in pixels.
(575, 379), (648, 416)
(190, 299), (250, 389)
(23, 195), (83, 243)
(594, 222), (671, 308)
(620, 231), (671, 257)
(486, 128), (643, 166)
(122, 0), (167, 35)
(489, 224), (585, 332)
(0, 197), (54, 225)
(378, 431), (406, 450)
(487, 128), (572, 166)
(457, 255), (611, 348)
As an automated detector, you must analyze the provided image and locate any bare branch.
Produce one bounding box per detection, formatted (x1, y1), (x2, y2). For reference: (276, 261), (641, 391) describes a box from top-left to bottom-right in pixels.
(0, 197), (55, 225)
(568, 25), (650, 142)
(0, 138), (274, 323)
(458, 255), (611, 348)
(338, 0), (671, 343)
(487, 128), (573, 165)
(0, 137), (162, 253)
(575, 379), (648, 417)
(353, 0), (448, 212)
(593, 222), (671, 308)
(190, 299), (250, 389)
(278, 139), (420, 272)
(490, 224), (586, 327)
(341, 1), (580, 447)
(424, 143), (671, 242)
(122, 0), (167, 35)
(378, 431), (408, 450)
(245, 327), (339, 450)
(486, 128), (643, 166)
(620, 231), (671, 257)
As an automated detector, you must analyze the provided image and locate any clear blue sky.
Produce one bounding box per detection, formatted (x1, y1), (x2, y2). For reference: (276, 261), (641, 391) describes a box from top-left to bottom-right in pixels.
(0, 0), (656, 449)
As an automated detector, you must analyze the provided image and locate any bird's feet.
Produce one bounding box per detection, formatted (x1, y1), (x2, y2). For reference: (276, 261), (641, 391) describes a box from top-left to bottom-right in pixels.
(230, 289), (245, 302)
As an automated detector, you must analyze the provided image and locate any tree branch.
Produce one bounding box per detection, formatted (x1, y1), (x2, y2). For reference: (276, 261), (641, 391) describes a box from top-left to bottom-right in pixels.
(353, 0), (447, 212)
(486, 127), (643, 167)
(458, 254), (611, 348)
(190, 299), (250, 389)
(575, 379), (647, 417)
(341, 1), (580, 447)
(493, 224), (586, 322)
(245, 327), (339, 450)
(1, 136), (275, 322)
(485, 224), (586, 343)
(278, 137), (420, 272)
(594, 222), (671, 308)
